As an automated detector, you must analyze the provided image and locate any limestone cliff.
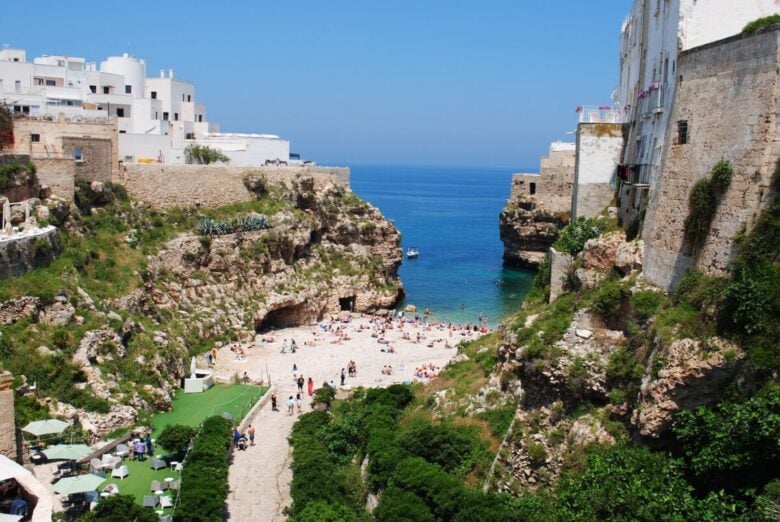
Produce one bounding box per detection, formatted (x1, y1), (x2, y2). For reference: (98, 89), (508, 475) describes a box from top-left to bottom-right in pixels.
(0, 174), (402, 439)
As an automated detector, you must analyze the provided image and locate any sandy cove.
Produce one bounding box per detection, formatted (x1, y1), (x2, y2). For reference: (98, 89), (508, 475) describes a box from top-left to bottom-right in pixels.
(213, 313), (487, 521)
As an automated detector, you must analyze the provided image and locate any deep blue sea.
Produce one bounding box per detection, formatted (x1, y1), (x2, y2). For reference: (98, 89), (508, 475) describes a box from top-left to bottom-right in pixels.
(350, 165), (535, 326)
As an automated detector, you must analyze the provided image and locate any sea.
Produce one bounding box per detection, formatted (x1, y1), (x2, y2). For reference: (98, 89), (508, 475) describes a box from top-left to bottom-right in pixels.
(350, 165), (536, 327)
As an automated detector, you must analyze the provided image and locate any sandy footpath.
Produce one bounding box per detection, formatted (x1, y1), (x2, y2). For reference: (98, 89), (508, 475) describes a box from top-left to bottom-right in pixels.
(218, 313), (485, 521)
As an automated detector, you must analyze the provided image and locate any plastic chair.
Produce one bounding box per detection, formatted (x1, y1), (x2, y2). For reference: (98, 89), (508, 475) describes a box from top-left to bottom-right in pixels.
(111, 465), (129, 479)
(142, 495), (159, 508)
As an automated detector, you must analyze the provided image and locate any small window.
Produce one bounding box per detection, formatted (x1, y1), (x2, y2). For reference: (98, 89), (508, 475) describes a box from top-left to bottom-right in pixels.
(677, 120), (688, 145)
(31, 133), (40, 142)
(102, 86), (109, 94)
(198, 114), (203, 122)
(116, 107), (125, 117)
(187, 94), (191, 102)
(74, 147), (83, 161)
(163, 112), (169, 120)
(89, 85), (96, 93)
(529, 182), (536, 195)
(174, 113), (179, 121)
(45, 79), (56, 86)
(119, 130), (126, 134)
(125, 85), (132, 94)
(182, 94), (186, 101)
(155, 111), (158, 119)
(151, 91), (157, 99)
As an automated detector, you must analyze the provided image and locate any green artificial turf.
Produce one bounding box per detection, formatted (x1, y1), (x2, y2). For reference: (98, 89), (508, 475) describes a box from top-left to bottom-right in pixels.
(98, 384), (267, 510)
(150, 384), (268, 437)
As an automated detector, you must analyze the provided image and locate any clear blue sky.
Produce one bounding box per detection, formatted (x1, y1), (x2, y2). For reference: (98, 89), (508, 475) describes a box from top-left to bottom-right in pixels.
(5, 0), (631, 169)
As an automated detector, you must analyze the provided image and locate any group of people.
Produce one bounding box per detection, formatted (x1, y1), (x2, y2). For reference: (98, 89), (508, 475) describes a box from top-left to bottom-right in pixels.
(232, 425), (256, 450)
(381, 364), (393, 375)
(132, 433), (154, 461)
(414, 362), (441, 380)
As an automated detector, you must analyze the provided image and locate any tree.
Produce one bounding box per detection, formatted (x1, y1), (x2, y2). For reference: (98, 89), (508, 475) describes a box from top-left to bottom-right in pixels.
(81, 494), (158, 522)
(157, 424), (197, 456)
(184, 144), (230, 165)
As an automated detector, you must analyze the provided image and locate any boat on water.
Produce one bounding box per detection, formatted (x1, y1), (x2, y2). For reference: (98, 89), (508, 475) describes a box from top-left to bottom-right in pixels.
(406, 247), (419, 259)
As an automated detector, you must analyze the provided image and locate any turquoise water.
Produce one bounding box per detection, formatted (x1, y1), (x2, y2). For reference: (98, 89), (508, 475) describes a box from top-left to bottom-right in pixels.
(350, 165), (535, 326)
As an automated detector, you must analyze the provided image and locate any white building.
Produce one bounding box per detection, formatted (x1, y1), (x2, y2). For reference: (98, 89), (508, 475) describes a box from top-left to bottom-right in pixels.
(0, 48), (291, 166)
(614, 0), (778, 224)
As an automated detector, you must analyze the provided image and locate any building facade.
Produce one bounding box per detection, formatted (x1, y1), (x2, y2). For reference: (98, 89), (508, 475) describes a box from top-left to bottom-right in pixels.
(0, 48), (290, 166)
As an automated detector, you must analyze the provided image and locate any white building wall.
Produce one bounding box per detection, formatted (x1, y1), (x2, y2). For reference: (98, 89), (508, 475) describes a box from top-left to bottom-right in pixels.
(119, 133), (172, 163)
(100, 54), (146, 98)
(191, 135), (290, 166)
(572, 125), (624, 219)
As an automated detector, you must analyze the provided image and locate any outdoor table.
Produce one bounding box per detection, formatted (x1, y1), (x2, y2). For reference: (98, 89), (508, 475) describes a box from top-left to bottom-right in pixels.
(164, 477), (174, 483)
(154, 490), (164, 496)
(169, 461), (179, 472)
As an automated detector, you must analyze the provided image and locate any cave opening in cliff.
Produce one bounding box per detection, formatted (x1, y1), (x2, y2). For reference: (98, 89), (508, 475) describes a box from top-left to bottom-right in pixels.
(339, 296), (355, 312)
(256, 303), (316, 332)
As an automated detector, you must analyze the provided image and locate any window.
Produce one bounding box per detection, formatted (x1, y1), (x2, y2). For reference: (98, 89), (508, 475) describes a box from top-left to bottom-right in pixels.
(119, 130), (126, 134)
(185, 132), (195, 139)
(116, 107), (125, 117)
(14, 80), (20, 92)
(31, 133), (40, 142)
(155, 111), (158, 119)
(187, 94), (191, 102)
(198, 114), (203, 122)
(74, 147), (83, 161)
(182, 94), (185, 101)
(151, 91), (157, 99)
(102, 86), (110, 94)
(529, 182), (536, 195)
(677, 121), (689, 145)
(89, 85), (96, 93)
(125, 85), (132, 94)
(174, 113), (178, 121)
(45, 79), (56, 86)
(163, 112), (169, 120)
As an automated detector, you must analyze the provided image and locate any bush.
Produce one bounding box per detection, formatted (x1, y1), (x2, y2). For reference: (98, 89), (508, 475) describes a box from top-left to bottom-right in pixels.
(630, 290), (662, 320)
(606, 348), (644, 382)
(184, 144), (230, 164)
(293, 500), (361, 522)
(553, 217), (602, 255)
(374, 486), (434, 522)
(157, 424), (197, 456)
(744, 13), (780, 33)
(311, 386), (336, 411)
(398, 421), (474, 472)
(591, 278), (628, 320)
(175, 416), (232, 522)
(81, 494), (158, 522)
(684, 160), (733, 253)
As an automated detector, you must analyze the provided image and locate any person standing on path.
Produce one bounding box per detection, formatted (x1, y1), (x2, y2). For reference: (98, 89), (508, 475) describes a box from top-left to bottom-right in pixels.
(271, 393), (278, 412)
(232, 427), (241, 448)
(281, 339), (288, 354)
(295, 393), (302, 414)
(340, 368), (346, 386)
(297, 376), (305, 394)
(211, 347), (218, 365)
(307, 377), (314, 396)
(247, 425), (256, 446)
(286, 396), (294, 416)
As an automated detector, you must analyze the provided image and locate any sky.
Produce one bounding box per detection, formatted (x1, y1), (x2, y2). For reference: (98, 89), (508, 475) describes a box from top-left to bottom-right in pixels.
(4, 0), (632, 169)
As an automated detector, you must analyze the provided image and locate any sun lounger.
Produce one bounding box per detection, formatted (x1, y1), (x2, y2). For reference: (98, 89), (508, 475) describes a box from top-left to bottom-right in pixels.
(142, 495), (159, 508)
(168, 480), (180, 491)
(89, 458), (102, 473)
(151, 458), (166, 470)
(160, 495), (173, 508)
(150, 480), (162, 492)
(111, 465), (129, 479)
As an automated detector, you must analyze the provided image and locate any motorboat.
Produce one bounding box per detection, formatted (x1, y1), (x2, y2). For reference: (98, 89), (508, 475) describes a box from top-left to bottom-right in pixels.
(406, 247), (419, 259)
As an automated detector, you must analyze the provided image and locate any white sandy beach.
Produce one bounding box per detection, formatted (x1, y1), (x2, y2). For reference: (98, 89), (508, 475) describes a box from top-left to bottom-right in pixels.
(216, 313), (487, 521)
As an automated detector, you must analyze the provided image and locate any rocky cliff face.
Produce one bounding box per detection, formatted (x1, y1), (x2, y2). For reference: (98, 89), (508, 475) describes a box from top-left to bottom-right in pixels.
(0, 175), (402, 440)
(499, 197), (568, 269)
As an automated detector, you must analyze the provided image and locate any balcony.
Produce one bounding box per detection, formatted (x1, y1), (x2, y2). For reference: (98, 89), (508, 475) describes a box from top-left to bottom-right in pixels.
(577, 105), (626, 124)
(617, 164), (652, 186)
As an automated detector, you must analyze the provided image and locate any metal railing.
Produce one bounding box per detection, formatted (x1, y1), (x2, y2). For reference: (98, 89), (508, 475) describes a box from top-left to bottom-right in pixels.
(618, 163), (652, 185)
(577, 105), (626, 124)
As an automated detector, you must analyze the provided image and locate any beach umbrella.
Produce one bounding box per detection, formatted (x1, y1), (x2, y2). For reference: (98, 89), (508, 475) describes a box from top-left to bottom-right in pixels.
(0, 455), (28, 482)
(42, 444), (92, 461)
(21, 419), (70, 437)
(53, 474), (105, 495)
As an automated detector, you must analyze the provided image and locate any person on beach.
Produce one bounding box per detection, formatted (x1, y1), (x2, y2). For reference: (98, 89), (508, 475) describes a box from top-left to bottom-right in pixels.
(293, 363), (298, 373)
(295, 393), (302, 413)
(206, 352), (213, 367)
(291, 339), (297, 353)
(297, 376), (305, 393)
(287, 396), (294, 415)
(340, 368), (346, 386)
(281, 339), (288, 354)
(247, 425), (256, 446)
(242, 372), (249, 384)
(232, 427), (241, 448)
(271, 393), (278, 411)
(307, 377), (314, 396)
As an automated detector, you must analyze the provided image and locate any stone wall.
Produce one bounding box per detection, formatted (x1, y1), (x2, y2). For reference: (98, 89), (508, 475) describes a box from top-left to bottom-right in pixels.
(117, 163), (350, 208)
(572, 123), (624, 218)
(0, 372), (15, 460)
(32, 158), (75, 201)
(62, 136), (113, 183)
(643, 26), (780, 290)
(0, 227), (61, 279)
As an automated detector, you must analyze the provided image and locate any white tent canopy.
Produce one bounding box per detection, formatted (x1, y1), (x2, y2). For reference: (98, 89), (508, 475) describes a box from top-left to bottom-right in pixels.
(0, 455), (28, 482)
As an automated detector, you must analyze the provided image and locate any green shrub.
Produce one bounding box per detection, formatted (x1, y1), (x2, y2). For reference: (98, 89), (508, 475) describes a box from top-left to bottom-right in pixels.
(553, 217), (602, 255)
(311, 386), (336, 411)
(398, 421), (474, 472)
(630, 290), (662, 320)
(684, 160), (733, 253)
(591, 278), (628, 320)
(175, 416), (232, 522)
(606, 348), (644, 382)
(293, 500), (361, 522)
(157, 424), (197, 456)
(744, 13), (780, 33)
(526, 440), (548, 468)
(81, 494), (158, 522)
(477, 406), (516, 438)
(184, 144), (230, 164)
(374, 486), (434, 522)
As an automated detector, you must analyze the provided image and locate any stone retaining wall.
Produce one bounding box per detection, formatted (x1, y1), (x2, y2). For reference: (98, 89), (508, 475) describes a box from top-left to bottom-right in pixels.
(117, 164), (350, 208)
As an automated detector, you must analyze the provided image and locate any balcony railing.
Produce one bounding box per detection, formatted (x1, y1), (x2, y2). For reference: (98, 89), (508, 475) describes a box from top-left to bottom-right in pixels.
(577, 105), (626, 124)
(617, 163), (652, 185)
